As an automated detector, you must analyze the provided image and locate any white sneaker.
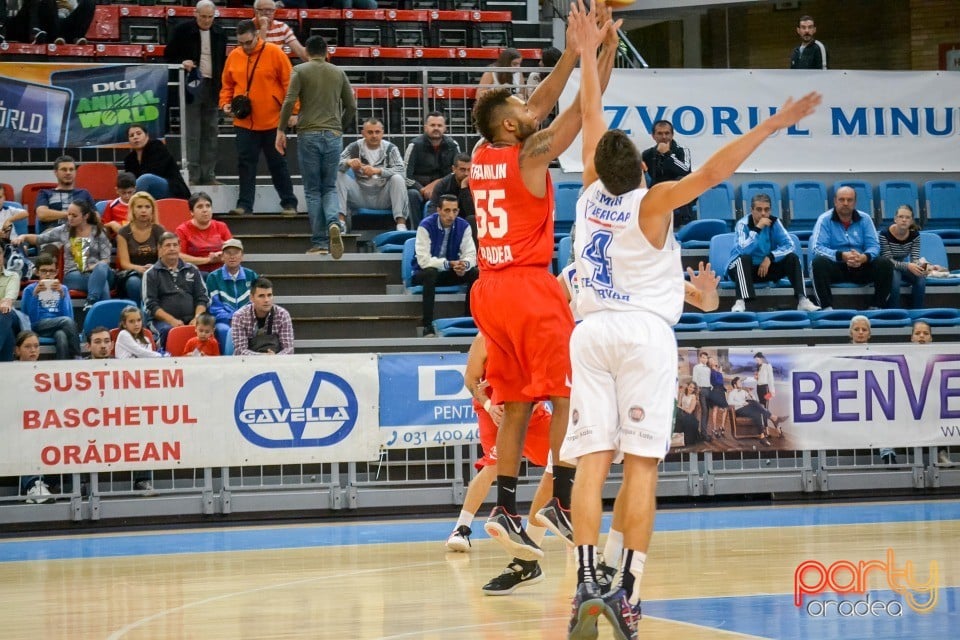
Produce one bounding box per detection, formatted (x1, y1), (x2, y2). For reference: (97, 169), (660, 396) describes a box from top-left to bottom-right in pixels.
(25, 480), (53, 504)
(446, 525), (472, 552)
(396, 222), (408, 231)
(939, 450), (952, 465)
(797, 297), (821, 312)
(731, 299), (746, 313)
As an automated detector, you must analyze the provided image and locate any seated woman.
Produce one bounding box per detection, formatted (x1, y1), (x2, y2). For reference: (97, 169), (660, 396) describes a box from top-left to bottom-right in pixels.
(879, 204), (926, 309)
(124, 124), (191, 201)
(14, 200), (114, 310)
(478, 48), (523, 97)
(176, 192), (233, 273)
(116, 191), (166, 304)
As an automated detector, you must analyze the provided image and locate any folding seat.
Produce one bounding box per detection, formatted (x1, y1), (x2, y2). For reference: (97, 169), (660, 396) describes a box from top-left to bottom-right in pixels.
(877, 180), (919, 226)
(785, 180), (828, 232)
(695, 181), (735, 228)
(740, 180), (782, 219)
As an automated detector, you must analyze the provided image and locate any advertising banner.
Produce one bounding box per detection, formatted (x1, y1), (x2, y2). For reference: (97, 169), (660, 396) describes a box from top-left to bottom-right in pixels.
(558, 69), (960, 173)
(3, 355), (380, 476)
(377, 353), (480, 449)
(0, 63), (168, 148)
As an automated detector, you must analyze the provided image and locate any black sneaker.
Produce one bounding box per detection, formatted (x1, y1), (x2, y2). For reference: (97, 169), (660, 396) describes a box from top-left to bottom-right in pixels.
(481, 559), (543, 596)
(568, 581), (604, 640)
(484, 506), (543, 561)
(445, 525), (472, 552)
(535, 496), (574, 547)
(602, 587), (642, 640)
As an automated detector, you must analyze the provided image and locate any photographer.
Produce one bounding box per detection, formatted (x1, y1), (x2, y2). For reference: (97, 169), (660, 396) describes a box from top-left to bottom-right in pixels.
(219, 19), (298, 216)
(230, 277), (295, 355)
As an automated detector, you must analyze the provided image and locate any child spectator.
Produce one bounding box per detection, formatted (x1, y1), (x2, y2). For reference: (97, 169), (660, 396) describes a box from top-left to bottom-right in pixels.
(115, 305), (162, 359)
(14, 330), (52, 503)
(183, 312), (220, 356)
(20, 253), (81, 360)
(101, 172), (138, 236)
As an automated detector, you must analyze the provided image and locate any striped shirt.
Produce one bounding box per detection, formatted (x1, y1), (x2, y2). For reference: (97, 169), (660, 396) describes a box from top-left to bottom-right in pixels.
(264, 21), (297, 48)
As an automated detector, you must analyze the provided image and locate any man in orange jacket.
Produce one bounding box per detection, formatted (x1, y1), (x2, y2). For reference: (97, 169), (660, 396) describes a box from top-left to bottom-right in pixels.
(220, 19), (299, 216)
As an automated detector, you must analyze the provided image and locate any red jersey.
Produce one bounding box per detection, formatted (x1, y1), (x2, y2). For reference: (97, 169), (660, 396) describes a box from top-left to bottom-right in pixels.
(470, 142), (555, 271)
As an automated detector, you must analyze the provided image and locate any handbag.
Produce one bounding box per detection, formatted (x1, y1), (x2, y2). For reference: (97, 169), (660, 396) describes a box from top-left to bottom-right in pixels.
(230, 45), (264, 119)
(248, 308), (282, 353)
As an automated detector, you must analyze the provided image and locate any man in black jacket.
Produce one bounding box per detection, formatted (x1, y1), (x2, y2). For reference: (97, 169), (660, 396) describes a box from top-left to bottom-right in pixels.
(404, 112), (460, 228)
(790, 15), (827, 70)
(164, 0), (227, 185)
(640, 119), (695, 228)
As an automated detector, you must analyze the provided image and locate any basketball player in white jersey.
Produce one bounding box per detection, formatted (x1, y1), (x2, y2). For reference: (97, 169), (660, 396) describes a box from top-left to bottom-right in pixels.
(561, 16), (822, 638)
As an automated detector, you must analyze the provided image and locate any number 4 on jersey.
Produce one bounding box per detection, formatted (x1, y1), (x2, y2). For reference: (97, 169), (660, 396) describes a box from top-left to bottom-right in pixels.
(583, 230), (613, 288)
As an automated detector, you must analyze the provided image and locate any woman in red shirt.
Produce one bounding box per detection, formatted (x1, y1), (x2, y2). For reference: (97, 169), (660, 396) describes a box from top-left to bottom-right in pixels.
(175, 192), (233, 273)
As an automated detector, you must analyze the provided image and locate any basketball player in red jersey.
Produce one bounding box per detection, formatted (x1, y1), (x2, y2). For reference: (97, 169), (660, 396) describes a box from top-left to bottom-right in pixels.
(469, 0), (620, 561)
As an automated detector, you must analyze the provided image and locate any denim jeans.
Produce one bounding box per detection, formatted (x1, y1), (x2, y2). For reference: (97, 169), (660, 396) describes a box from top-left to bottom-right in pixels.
(136, 174), (170, 200)
(63, 263), (114, 305)
(124, 273), (144, 305)
(889, 269), (926, 309)
(34, 316), (81, 359)
(184, 80), (221, 183)
(298, 130), (343, 248)
(235, 126), (297, 214)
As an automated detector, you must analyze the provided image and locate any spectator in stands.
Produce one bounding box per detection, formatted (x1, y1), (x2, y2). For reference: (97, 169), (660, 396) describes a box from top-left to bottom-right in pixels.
(880, 204), (926, 309)
(230, 276), (295, 355)
(810, 186), (893, 310)
(413, 195), (478, 337)
(14, 329), (49, 503)
(101, 172), (137, 236)
(525, 46), (562, 98)
(183, 312), (220, 356)
(15, 200), (113, 311)
(14, 330), (39, 361)
(277, 34), (356, 257)
(790, 15), (827, 70)
(116, 305), (162, 359)
(641, 120), (695, 228)
(20, 253), (81, 360)
(86, 325), (113, 359)
(176, 192), (233, 273)
(910, 320), (932, 344)
(426, 153), (475, 235)
(206, 238), (257, 340)
(404, 112), (461, 228)
(116, 191), (166, 304)
(254, 0), (307, 61)
(164, 0), (227, 186)
(35, 155), (94, 232)
(124, 124), (191, 201)
(0, 190), (28, 240)
(0, 257), (19, 362)
(221, 19), (299, 217)
(478, 48), (523, 96)
(144, 232), (210, 347)
(849, 314), (871, 344)
(337, 117), (410, 231)
(6, 0), (94, 45)
(727, 193), (820, 313)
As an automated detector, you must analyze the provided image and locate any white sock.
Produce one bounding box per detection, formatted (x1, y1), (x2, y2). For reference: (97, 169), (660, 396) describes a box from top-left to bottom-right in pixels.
(396, 222), (408, 231)
(603, 528), (624, 567)
(619, 549), (647, 605)
(526, 523), (547, 546)
(455, 509), (474, 530)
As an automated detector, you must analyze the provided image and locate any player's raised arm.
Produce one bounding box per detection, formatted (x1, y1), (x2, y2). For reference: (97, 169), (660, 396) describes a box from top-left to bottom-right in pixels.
(579, 4), (618, 188)
(684, 261), (720, 311)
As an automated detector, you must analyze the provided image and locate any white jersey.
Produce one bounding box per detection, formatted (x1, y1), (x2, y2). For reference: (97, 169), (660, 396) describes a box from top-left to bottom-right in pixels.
(572, 180), (684, 324)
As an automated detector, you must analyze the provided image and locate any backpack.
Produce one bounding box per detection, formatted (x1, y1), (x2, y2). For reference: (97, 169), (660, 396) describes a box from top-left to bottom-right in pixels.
(3, 242), (35, 282)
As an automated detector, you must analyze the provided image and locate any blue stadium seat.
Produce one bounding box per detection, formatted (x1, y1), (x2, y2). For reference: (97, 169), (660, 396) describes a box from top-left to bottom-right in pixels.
(741, 180), (782, 219)
(215, 324), (235, 356)
(373, 230), (416, 253)
(695, 181), (736, 228)
(82, 299), (138, 341)
(908, 308), (960, 327)
(831, 180), (875, 220)
(675, 313), (707, 332)
(554, 181), (581, 235)
(922, 181), (960, 244)
(785, 180), (828, 231)
(863, 308), (911, 328)
(757, 311), (812, 330)
(918, 232), (960, 285)
(432, 316), (477, 337)
(878, 180), (919, 225)
(707, 232), (737, 288)
(95, 200), (109, 216)
(810, 309), (858, 329)
(401, 237), (467, 294)
(676, 219), (727, 249)
(703, 311), (759, 331)
(557, 234), (572, 270)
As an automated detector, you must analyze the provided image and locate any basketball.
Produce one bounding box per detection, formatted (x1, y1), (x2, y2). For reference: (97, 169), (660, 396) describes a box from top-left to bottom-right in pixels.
(603, 0), (636, 7)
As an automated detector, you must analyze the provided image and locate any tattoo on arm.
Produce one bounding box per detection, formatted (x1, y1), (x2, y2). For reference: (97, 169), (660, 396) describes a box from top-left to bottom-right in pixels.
(523, 131), (554, 160)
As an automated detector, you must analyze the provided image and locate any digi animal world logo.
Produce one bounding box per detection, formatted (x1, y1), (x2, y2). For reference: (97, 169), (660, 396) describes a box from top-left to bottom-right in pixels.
(794, 549), (938, 616)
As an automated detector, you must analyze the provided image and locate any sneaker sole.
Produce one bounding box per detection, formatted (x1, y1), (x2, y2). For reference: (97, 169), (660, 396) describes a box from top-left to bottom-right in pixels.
(535, 509), (575, 548)
(602, 607), (639, 640)
(445, 539), (470, 553)
(569, 598), (603, 640)
(329, 225), (344, 260)
(483, 520), (544, 561)
(481, 571), (544, 596)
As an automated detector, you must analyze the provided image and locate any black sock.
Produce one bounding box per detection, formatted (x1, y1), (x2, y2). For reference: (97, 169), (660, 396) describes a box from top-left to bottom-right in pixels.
(552, 465), (575, 508)
(577, 544), (597, 584)
(619, 549), (636, 595)
(496, 475), (518, 514)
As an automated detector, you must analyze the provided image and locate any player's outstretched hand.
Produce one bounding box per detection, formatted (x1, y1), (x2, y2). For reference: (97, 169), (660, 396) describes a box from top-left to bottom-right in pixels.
(687, 261), (720, 293)
(769, 91), (822, 130)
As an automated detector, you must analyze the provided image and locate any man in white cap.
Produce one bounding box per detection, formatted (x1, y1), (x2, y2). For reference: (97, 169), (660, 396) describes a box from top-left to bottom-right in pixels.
(206, 238), (259, 340)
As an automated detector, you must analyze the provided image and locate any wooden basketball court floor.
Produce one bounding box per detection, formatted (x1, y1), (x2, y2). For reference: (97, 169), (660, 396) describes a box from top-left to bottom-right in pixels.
(1, 499), (957, 639)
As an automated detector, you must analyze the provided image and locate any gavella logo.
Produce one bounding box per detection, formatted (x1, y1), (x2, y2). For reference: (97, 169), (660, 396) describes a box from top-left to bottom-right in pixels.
(794, 549), (938, 616)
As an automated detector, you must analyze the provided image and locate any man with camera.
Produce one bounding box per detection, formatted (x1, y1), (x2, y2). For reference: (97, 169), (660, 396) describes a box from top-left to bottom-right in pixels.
(230, 277), (295, 355)
(220, 19), (298, 217)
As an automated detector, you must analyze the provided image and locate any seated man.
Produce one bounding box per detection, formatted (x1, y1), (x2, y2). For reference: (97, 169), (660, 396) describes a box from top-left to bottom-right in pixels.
(727, 193), (819, 312)
(412, 195), (478, 337)
(810, 186), (893, 310)
(230, 276), (295, 355)
(336, 118), (410, 231)
(86, 325), (113, 360)
(206, 238), (258, 342)
(35, 155), (94, 232)
(404, 112), (461, 227)
(20, 253), (82, 360)
(143, 232), (209, 347)
(426, 153), (475, 226)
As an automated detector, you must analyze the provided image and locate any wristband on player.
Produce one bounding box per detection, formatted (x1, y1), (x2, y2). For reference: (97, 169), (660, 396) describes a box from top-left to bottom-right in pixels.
(483, 399), (492, 413)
